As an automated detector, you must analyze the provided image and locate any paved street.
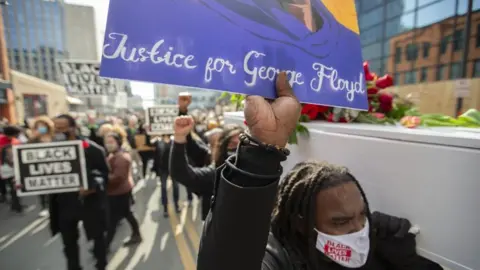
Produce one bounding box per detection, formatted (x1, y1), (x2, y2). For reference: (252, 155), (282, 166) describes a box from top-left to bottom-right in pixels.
(0, 171), (202, 270)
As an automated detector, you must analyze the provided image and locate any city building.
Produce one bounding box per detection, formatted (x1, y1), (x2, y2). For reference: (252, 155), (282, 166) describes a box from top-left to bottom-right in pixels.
(2, 0), (66, 82)
(63, 3), (97, 61)
(388, 10), (480, 85)
(355, 0), (480, 83)
(153, 83), (221, 109)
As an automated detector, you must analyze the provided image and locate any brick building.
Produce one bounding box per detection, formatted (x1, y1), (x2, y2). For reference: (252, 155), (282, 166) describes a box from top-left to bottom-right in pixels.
(388, 10), (480, 85)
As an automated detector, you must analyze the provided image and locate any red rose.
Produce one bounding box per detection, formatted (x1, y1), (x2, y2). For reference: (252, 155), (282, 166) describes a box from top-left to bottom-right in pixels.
(363, 62), (375, 81)
(327, 113), (348, 123)
(376, 75), (394, 89)
(82, 140), (90, 149)
(301, 104), (329, 121)
(372, 113), (385, 119)
(378, 92), (393, 113)
(367, 87), (379, 95)
(243, 120), (247, 126)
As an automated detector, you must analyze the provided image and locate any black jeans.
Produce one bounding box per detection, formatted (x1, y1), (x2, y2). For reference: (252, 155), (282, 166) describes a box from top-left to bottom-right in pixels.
(2, 178), (22, 211)
(159, 171), (179, 208)
(39, 195), (48, 209)
(106, 192), (141, 247)
(60, 219), (106, 270)
(139, 151), (154, 178)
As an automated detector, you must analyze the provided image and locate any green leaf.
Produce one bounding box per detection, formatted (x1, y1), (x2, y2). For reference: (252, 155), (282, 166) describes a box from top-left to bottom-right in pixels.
(299, 114), (310, 122)
(288, 131), (298, 144)
(296, 123), (310, 137)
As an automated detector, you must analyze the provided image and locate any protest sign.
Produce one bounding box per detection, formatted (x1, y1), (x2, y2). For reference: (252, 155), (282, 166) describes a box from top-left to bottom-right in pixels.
(12, 141), (88, 196)
(57, 60), (117, 96)
(100, 0), (367, 110)
(146, 105), (179, 135)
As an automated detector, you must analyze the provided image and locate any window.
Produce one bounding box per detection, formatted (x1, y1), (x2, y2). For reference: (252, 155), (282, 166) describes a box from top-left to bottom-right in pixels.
(405, 71), (416, 84)
(23, 94), (48, 119)
(406, 43), (418, 61)
(440, 36), (451, 54)
(476, 24), (480, 48)
(452, 29), (464, 52)
(419, 67), (428, 82)
(436, 65), (445, 81)
(473, 60), (480, 78)
(393, 72), (401, 85)
(449, 62), (462, 79)
(395, 47), (402, 64)
(423, 42), (431, 58)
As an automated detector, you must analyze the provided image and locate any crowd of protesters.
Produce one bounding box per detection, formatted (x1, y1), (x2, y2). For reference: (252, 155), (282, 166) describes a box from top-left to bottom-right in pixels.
(0, 84), (445, 270)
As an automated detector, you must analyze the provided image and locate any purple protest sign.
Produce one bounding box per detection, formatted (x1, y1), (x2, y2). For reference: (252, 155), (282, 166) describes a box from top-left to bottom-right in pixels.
(100, 0), (367, 110)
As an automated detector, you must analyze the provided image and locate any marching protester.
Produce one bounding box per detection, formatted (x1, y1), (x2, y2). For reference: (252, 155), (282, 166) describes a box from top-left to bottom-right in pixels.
(137, 123), (155, 179)
(0, 125), (23, 212)
(196, 73), (442, 270)
(49, 114), (109, 270)
(104, 132), (142, 248)
(29, 116), (55, 217)
(170, 117), (242, 220)
(153, 134), (180, 217)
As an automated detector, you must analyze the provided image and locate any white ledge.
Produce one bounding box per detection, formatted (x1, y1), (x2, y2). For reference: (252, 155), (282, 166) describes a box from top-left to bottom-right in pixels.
(225, 111), (480, 270)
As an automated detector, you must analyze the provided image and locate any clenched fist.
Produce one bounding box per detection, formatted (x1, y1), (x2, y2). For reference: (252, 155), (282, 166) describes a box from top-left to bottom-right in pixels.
(244, 72), (301, 147)
(173, 116), (195, 143)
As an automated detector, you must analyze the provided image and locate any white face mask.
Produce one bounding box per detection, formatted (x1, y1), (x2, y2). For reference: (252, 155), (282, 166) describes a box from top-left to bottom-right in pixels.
(315, 220), (370, 268)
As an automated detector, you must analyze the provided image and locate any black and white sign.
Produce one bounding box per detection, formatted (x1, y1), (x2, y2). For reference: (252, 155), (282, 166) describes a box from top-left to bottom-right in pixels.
(146, 105), (179, 135)
(57, 60), (117, 96)
(12, 141), (88, 196)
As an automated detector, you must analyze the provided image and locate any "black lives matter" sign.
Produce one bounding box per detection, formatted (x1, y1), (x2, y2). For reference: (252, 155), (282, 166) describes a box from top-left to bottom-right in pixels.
(12, 141), (88, 196)
(146, 105), (179, 135)
(57, 60), (117, 96)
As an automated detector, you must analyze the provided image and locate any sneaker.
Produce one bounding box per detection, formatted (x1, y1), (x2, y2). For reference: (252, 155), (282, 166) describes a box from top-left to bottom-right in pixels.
(163, 210), (169, 218)
(175, 205), (181, 213)
(38, 209), (49, 217)
(123, 234), (142, 246)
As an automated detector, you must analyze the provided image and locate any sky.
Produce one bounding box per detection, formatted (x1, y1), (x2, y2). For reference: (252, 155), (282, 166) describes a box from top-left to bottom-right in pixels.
(64, 0), (154, 105)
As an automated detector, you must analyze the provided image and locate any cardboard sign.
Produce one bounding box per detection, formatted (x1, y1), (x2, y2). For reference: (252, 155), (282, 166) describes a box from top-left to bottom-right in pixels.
(57, 60), (117, 96)
(12, 141), (88, 196)
(146, 105), (179, 135)
(100, 0), (368, 110)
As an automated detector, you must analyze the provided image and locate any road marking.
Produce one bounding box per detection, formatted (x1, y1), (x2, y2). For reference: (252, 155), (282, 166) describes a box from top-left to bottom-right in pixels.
(160, 232), (170, 251)
(108, 187), (161, 270)
(30, 219), (49, 235)
(0, 232), (13, 244)
(0, 216), (48, 251)
(184, 202), (200, 252)
(168, 204), (196, 270)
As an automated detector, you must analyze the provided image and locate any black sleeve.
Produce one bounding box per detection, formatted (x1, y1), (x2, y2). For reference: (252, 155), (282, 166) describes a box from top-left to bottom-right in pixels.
(88, 127), (103, 147)
(169, 142), (215, 195)
(127, 129), (137, 149)
(186, 133), (210, 166)
(196, 145), (283, 270)
(87, 141), (109, 191)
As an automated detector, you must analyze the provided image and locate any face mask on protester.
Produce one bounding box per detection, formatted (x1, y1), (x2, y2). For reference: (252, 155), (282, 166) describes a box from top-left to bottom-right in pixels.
(315, 220), (370, 268)
(37, 126), (48, 135)
(54, 130), (71, 141)
(105, 143), (118, 153)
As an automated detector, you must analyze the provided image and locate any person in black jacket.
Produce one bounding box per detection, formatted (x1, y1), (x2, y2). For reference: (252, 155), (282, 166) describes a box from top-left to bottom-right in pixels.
(153, 135), (180, 217)
(50, 114), (109, 270)
(196, 72), (443, 270)
(170, 120), (242, 221)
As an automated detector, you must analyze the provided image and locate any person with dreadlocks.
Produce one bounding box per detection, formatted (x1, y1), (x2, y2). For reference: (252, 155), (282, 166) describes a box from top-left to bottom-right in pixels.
(196, 72), (442, 270)
(169, 119), (242, 221)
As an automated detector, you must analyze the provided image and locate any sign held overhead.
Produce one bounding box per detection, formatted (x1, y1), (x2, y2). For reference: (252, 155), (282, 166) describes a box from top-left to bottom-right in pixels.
(57, 60), (117, 96)
(146, 105), (179, 135)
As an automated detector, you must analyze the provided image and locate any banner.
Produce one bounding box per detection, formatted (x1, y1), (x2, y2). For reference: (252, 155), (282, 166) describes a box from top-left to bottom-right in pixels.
(100, 0), (367, 110)
(146, 105), (179, 135)
(12, 141), (88, 196)
(57, 60), (117, 96)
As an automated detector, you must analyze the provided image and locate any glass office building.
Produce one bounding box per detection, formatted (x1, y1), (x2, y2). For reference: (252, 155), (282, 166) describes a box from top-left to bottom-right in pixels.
(355, 0), (480, 85)
(2, 0), (66, 82)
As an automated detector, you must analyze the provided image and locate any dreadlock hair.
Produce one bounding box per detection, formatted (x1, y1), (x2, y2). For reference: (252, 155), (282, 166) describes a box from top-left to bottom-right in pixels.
(270, 161), (371, 270)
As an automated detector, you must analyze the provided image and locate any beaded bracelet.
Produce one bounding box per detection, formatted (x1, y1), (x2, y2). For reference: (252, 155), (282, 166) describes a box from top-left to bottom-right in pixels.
(239, 132), (290, 158)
